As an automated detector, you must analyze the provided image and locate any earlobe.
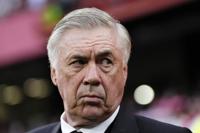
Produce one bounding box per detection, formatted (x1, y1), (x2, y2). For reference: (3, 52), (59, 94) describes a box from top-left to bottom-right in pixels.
(123, 65), (128, 82)
(50, 67), (57, 86)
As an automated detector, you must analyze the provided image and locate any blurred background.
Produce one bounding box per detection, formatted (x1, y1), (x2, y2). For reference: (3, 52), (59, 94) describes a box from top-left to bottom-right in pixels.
(0, 0), (199, 133)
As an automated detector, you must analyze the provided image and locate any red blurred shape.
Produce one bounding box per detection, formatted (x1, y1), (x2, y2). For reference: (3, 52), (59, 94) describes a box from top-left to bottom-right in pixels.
(0, 10), (46, 67)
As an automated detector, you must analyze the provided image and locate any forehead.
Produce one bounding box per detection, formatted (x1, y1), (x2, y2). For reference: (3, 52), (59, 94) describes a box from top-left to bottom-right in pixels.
(58, 27), (119, 51)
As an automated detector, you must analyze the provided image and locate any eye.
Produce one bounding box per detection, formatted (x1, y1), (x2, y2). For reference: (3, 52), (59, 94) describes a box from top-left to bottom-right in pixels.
(101, 58), (113, 68)
(69, 59), (87, 67)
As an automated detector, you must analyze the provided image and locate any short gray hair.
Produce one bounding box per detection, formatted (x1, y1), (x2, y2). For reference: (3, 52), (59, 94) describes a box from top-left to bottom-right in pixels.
(47, 7), (132, 67)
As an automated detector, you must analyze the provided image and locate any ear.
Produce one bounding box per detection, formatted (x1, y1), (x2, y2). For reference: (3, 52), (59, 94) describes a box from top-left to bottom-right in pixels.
(123, 65), (128, 83)
(50, 67), (57, 86)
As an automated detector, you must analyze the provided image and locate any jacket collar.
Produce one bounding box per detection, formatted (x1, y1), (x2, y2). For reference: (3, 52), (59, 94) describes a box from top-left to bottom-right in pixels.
(107, 104), (139, 133)
(52, 123), (61, 133)
(53, 104), (139, 133)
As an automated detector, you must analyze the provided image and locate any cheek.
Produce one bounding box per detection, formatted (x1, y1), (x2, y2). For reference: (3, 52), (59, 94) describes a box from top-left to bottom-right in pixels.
(56, 70), (85, 107)
(108, 77), (124, 99)
(104, 81), (124, 110)
(101, 67), (125, 107)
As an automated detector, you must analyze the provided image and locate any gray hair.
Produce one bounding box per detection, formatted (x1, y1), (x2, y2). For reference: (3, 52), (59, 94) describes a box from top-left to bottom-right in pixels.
(47, 7), (132, 67)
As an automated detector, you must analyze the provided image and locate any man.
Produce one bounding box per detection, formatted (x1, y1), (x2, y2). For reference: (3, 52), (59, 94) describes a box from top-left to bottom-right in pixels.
(27, 8), (191, 133)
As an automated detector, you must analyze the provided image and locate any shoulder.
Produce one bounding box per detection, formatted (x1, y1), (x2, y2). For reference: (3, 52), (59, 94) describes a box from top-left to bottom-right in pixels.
(134, 115), (191, 133)
(26, 122), (60, 133)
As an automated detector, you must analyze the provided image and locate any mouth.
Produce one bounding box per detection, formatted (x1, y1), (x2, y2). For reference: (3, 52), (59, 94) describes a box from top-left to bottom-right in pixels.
(79, 95), (104, 105)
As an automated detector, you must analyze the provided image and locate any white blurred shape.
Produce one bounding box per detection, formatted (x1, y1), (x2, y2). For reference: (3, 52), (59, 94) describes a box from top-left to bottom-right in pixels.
(134, 84), (155, 105)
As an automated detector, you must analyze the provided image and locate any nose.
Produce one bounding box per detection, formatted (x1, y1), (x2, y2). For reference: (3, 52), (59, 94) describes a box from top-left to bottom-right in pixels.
(83, 63), (101, 86)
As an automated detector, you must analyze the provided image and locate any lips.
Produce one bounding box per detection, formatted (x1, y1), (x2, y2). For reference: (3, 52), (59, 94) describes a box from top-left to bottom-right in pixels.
(81, 95), (104, 101)
(79, 94), (104, 105)
(81, 94), (103, 99)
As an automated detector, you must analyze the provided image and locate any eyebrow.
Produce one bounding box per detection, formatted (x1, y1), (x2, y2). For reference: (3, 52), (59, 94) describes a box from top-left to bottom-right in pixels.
(70, 54), (88, 60)
(96, 49), (113, 58)
(66, 49), (113, 62)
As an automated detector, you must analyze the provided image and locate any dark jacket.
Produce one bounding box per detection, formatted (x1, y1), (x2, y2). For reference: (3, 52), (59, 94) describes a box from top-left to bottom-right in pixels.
(27, 106), (192, 133)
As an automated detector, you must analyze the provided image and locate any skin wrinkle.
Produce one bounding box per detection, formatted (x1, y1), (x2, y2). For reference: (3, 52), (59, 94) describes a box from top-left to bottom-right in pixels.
(58, 40), (122, 71)
(68, 49), (110, 111)
(57, 27), (124, 61)
(61, 29), (114, 46)
(62, 47), (121, 78)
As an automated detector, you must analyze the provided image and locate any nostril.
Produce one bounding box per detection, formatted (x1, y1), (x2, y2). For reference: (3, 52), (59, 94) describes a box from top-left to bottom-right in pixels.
(92, 80), (100, 86)
(83, 81), (89, 85)
(83, 80), (100, 86)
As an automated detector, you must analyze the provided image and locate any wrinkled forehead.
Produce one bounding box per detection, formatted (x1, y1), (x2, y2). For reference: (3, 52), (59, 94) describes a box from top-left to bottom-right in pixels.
(58, 27), (120, 51)
(55, 28), (124, 60)
(59, 42), (122, 61)
(70, 43), (118, 53)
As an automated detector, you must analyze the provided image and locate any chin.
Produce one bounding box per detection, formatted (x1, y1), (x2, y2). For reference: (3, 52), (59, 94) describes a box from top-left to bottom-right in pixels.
(81, 106), (107, 120)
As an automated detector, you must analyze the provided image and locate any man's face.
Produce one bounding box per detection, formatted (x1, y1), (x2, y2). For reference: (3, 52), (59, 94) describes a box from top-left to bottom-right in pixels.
(51, 27), (127, 127)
